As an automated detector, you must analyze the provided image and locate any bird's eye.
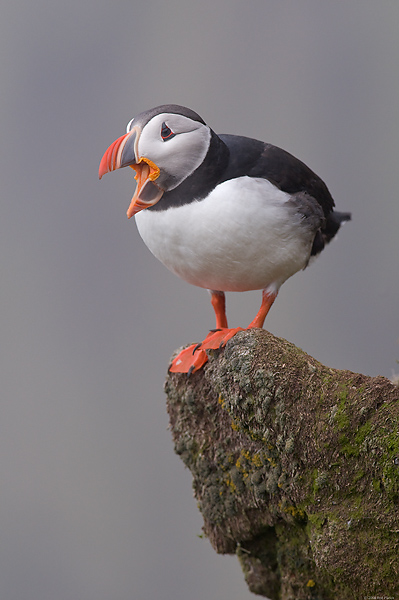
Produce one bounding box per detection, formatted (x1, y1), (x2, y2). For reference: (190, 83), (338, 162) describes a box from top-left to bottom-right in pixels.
(161, 122), (176, 141)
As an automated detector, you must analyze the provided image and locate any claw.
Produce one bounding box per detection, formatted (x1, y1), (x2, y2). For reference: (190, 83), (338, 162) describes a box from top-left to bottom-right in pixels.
(169, 344), (208, 374)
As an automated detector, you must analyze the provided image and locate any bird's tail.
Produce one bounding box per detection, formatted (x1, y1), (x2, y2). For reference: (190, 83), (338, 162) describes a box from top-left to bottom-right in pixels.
(324, 210), (351, 243)
(311, 210), (351, 256)
(334, 211), (352, 224)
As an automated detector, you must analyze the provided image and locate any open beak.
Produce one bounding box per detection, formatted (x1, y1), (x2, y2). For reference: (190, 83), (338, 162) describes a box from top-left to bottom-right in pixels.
(99, 126), (164, 218)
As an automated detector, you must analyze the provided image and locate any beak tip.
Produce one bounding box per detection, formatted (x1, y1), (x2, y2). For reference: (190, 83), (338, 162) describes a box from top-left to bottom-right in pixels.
(98, 156), (109, 180)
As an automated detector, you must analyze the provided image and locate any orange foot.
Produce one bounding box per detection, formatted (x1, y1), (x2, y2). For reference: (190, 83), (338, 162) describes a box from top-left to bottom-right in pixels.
(169, 327), (244, 375)
(169, 289), (278, 375)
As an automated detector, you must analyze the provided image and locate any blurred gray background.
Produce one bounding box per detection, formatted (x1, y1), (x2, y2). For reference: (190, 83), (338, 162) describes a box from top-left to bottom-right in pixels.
(2, 1), (398, 599)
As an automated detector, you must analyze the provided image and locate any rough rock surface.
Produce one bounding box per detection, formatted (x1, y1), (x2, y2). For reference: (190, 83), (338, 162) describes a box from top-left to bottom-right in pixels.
(165, 329), (399, 600)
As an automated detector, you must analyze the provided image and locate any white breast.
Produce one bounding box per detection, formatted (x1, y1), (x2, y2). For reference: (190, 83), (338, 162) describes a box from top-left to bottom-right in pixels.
(134, 177), (314, 292)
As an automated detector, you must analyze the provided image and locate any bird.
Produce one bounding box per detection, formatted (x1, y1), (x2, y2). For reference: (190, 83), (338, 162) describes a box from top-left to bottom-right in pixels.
(99, 104), (351, 375)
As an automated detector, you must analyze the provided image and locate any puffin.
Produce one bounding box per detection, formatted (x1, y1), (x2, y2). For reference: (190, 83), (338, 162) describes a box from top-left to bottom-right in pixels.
(99, 104), (350, 374)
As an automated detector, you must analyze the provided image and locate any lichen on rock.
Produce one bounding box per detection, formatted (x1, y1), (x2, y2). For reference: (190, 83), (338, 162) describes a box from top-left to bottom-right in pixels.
(166, 329), (399, 600)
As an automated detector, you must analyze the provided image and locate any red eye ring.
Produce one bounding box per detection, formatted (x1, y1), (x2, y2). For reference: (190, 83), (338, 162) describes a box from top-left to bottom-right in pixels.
(161, 122), (176, 141)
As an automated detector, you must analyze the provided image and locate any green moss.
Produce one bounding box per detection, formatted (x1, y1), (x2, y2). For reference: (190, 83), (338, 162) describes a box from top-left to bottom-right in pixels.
(339, 437), (359, 457)
(306, 513), (326, 530)
(352, 469), (366, 484)
(382, 429), (399, 457)
(166, 328), (399, 598)
(381, 462), (399, 497)
(372, 478), (382, 492)
(355, 420), (372, 443)
(333, 394), (350, 430)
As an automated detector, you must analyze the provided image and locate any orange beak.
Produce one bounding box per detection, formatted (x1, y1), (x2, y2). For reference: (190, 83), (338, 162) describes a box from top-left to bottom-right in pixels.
(99, 127), (163, 218)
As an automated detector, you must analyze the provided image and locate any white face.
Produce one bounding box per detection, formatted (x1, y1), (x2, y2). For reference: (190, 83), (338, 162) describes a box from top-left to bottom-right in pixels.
(129, 113), (211, 191)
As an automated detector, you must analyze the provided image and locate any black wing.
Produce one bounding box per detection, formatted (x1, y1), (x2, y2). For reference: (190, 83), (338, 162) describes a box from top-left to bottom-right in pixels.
(220, 134), (351, 255)
(220, 134), (335, 216)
